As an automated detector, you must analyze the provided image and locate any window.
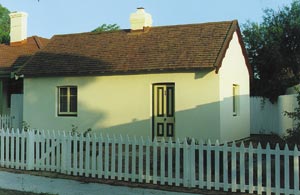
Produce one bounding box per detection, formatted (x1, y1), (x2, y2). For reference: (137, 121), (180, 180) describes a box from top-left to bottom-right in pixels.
(58, 86), (77, 116)
(233, 84), (239, 116)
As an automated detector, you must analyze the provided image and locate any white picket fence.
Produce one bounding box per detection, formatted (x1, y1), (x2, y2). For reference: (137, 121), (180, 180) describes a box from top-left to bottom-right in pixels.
(0, 115), (11, 129)
(0, 128), (299, 195)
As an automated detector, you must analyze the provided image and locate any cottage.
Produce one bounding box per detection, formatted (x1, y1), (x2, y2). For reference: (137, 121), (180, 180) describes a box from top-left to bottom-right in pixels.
(17, 8), (251, 142)
(0, 12), (48, 128)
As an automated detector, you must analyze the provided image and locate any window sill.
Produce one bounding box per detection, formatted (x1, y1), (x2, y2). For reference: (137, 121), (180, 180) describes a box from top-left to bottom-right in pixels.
(58, 114), (77, 117)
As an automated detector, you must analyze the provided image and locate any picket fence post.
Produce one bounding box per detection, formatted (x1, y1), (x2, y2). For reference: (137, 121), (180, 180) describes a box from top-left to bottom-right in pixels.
(117, 134), (123, 180)
(61, 131), (71, 174)
(284, 144), (290, 195)
(248, 142), (254, 194)
(206, 140), (212, 190)
(26, 130), (35, 170)
(183, 138), (191, 187)
(274, 144), (280, 195)
(215, 140), (220, 190)
(145, 137), (151, 183)
(175, 138), (180, 187)
(160, 137), (165, 185)
(190, 139), (196, 188)
(294, 145), (299, 195)
(61, 131), (66, 173)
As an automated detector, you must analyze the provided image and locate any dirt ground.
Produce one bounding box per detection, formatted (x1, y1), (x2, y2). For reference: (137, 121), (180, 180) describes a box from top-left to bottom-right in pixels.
(0, 187), (56, 195)
(0, 167), (251, 195)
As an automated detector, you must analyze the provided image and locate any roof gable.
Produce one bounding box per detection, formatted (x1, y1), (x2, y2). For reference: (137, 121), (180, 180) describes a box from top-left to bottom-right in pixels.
(19, 20), (250, 77)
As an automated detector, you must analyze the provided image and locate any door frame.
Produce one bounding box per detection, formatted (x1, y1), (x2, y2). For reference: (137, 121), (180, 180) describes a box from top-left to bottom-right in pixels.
(151, 82), (175, 140)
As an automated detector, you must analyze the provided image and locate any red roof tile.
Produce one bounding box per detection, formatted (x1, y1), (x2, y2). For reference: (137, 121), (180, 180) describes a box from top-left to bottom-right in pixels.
(19, 21), (250, 77)
(0, 36), (49, 76)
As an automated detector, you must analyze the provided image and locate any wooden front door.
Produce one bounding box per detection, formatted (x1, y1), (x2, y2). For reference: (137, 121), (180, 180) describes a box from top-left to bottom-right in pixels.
(153, 83), (175, 139)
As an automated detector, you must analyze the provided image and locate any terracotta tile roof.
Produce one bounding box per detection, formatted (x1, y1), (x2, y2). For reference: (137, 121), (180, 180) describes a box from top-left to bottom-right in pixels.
(0, 36), (49, 77)
(19, 20), (250, 77)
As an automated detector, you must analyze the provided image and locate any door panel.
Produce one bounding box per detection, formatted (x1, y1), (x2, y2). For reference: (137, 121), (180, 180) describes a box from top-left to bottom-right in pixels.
(166, 123), (174, 137)
(166, 86), (174, 117)
(153, 84), (175, 139)
(157, 87), (164, 117)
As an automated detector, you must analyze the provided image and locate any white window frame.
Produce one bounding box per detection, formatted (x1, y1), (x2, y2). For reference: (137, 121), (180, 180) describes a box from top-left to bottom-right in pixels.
(233, 84), (239, 116)
(58, 86), (77, 116)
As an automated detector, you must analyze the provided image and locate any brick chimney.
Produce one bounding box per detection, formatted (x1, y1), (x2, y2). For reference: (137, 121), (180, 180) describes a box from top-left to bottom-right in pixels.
(9, 12), (28, 46)
(129, 7), (152, 31)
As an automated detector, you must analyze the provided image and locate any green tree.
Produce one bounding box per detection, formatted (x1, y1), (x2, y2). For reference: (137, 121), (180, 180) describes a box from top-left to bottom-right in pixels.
(91, 24), (120, 33)
(242, 0), (300, 102)
(0, 4), (10, 44)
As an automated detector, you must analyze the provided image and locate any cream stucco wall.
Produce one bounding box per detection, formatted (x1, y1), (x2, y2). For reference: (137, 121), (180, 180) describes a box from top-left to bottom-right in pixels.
(218, 32), (250, 142)
(23, 71), (221, 141)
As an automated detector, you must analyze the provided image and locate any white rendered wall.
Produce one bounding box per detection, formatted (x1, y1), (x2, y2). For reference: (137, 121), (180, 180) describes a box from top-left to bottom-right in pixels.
(23, 71), (221, 141)
(250, 97), (279, 134)
(250, 95), (298, 136)
(11, 94), (23, 129)
(218, 32), (250, 142)
(22, 33), (251, 143)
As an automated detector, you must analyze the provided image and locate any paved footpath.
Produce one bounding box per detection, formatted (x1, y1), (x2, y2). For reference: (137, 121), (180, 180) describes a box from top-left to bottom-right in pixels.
(0, 171), (199, 195)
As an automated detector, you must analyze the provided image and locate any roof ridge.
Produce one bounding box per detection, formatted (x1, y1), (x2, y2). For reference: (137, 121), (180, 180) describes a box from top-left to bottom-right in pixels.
(51, 20), (238, 37)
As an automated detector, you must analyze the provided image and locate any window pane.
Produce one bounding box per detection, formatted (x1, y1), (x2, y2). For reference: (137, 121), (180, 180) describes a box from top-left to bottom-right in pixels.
(58, 86), (77, 115)
(70, 95), (77, 112)
(60, 88), (67, 96)
(60, 95), (67, 112)
(70, 87), (77, 113)
(70, 87), (77, 96)
(233, 84), (239, 116)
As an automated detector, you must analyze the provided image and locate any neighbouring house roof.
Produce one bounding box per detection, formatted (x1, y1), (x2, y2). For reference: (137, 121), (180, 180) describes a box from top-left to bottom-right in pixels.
(18, 20), (251, 77)
(0, 36), (49, 78)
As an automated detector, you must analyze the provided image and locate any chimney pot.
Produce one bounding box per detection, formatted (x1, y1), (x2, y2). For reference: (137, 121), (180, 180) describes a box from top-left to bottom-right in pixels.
(9, 12), (28, 46)
(130, 8), (152, 31)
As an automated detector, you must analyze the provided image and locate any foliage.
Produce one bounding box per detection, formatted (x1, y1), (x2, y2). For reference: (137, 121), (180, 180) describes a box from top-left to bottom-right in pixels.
(0, 4), (10, 44)
(283, 88), (300, 145)
(242, 0), (300, 103)
(71, 124), (92, 137)
(91, 24), (120, 33)
(22, 121), (31, 131)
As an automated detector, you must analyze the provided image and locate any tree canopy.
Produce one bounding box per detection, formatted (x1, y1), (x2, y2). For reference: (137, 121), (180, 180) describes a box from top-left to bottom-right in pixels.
(91, 24), (120, 33)
(0, 4), (10, 44)
(242, 0), (300, 102)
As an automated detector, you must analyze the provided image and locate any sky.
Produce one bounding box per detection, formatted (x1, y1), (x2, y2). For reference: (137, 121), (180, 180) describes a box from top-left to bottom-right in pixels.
(0, 0), (295, 39)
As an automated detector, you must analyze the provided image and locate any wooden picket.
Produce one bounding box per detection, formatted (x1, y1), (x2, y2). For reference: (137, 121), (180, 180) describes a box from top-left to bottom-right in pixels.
(0, 128), (299, 194)
(0, 115), (12, 129)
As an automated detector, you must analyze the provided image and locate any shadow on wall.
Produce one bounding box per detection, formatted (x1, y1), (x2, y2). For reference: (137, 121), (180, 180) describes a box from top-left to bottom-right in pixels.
(89, 95), (249, 143)
(25, 81), (249, 143)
